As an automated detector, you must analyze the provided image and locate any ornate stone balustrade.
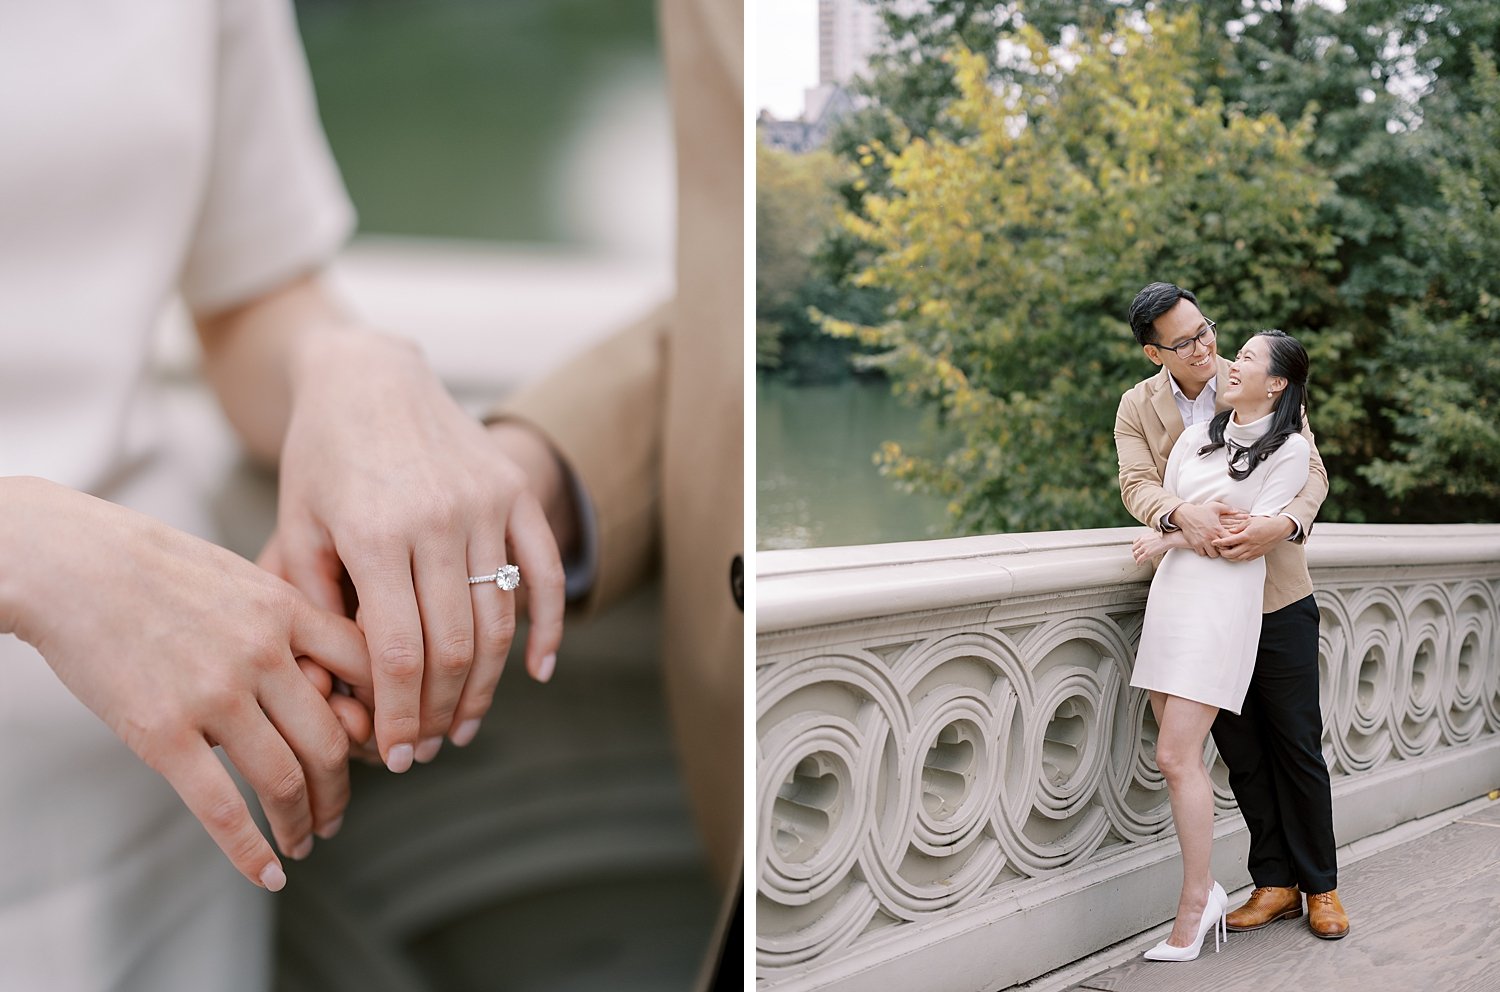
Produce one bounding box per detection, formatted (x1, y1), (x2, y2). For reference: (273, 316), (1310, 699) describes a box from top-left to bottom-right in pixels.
(755, 525), (1500, 991)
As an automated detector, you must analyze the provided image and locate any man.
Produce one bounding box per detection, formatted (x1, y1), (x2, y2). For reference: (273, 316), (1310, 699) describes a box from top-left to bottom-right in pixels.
(1114, 281), (1349, 940)
(483, 0), (744, 940)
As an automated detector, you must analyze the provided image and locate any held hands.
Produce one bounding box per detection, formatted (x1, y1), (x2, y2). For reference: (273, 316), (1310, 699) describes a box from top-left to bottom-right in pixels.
(1213, 513), (1296, 562)
(1166, 500), (1234, 557)
(3, 293), (574, 892)
(1139, 506), (1295, 565)
(260, 328), (566, 772)
(1, 477), (370, 891)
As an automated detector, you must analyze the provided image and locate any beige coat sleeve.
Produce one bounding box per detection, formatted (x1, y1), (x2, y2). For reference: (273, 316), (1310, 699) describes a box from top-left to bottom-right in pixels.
(488, 303), (671, 613)
(1114, 390), (1183, 530)
(1282, 413), (1329, 541)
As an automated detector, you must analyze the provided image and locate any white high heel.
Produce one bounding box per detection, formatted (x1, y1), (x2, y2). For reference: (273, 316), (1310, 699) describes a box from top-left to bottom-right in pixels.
(1143, 881), (1229, 962)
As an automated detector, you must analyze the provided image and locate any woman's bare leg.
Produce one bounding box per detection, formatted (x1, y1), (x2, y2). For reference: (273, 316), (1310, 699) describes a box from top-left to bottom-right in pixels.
(1150, 690), (1222, 946)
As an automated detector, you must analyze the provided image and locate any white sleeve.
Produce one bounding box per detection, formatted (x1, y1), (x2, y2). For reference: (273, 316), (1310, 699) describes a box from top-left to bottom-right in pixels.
(1163, 423), (1200, 496)
(178, 0), (355, 313)
(1250, 435), (1312, 517)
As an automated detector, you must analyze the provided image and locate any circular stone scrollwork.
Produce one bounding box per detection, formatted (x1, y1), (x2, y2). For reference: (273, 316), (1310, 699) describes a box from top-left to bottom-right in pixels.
(861, 632), (1022, 919)
(759, 713), (866, 904)
(1391, 584), (1451, 758)
(914, 713), (992, 851)
(1447, 581), (1500, 735)
(992, 618), (1124, 875)
(772, 752), (846, 864)
(756, 650), (914, 970)
(1314, 591), (1347, 773)
(1034, 680), (1105, 817)
(1393, 636), (1444, 758)
(1333, 589), (1403, 773)
(1441, 582), (1494, 743)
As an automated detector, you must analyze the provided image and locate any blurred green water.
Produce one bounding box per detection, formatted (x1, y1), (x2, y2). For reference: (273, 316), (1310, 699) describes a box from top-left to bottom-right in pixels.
(295, 0), (658, 244)
(757, 377), (955, 550)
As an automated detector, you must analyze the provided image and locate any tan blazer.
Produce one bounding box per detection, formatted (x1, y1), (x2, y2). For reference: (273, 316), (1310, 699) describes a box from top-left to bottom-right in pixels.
(490, 0), (743, 886)
(1114, 357), (1328, 613)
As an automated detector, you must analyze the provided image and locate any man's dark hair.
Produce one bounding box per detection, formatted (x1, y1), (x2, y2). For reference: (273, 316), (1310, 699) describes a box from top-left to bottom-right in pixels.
(1128, 282), (1197, 347)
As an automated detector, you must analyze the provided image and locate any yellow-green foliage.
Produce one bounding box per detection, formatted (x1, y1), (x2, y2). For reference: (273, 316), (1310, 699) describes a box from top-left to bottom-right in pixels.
(826, 10), (1339, 532)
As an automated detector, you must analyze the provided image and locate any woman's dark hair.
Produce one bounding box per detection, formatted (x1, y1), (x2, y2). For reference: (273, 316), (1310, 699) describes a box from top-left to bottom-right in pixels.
(1197, 329), (1308, 481)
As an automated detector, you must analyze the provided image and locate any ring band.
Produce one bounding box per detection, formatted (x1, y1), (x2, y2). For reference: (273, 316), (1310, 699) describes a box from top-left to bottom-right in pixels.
(468, 564), (521, 591)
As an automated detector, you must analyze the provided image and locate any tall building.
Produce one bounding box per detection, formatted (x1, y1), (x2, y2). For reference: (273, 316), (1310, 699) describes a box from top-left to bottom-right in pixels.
(818, 0), (886, 87)
(759, 0), (927, 151)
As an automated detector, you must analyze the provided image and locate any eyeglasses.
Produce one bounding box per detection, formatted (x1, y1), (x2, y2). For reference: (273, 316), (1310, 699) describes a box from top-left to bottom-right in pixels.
(1154, 319), (1216, 359)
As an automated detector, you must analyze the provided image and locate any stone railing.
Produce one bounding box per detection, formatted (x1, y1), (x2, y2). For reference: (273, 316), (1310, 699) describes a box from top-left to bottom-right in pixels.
(754, 525), (1500, 991)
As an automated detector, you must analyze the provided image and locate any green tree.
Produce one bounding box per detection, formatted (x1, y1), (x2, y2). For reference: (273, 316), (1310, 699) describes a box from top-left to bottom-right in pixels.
(829, 0), (1500, 526)
(1362, 47), (1500, 520)
(825, 11), (1339, 532)
(757, 139), (883, 381)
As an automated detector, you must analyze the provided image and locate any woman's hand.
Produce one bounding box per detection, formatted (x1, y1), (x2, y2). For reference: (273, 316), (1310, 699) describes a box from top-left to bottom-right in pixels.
(1132, 530), (1168, 565)
(261, 328), (566, 772)
(0, 477), (370, 891)
(1132, 527), (1193, 565)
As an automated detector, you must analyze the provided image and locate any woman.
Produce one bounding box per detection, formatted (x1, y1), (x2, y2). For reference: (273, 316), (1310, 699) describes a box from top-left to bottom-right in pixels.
(1128, 329), (1312, 961)
(0, 3), (563, 987)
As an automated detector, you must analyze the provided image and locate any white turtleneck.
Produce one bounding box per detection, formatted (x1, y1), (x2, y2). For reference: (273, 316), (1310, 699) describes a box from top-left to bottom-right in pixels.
(1164, 407), (1305, 541)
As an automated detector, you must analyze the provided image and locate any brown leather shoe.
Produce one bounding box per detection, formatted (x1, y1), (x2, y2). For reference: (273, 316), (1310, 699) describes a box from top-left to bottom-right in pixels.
(1307, 890), (1350, 939)
(1225, 885), (1302, 932)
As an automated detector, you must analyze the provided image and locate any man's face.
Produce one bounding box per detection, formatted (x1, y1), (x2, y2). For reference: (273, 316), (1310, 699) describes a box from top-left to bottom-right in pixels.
(1145, 299), (1218, 389)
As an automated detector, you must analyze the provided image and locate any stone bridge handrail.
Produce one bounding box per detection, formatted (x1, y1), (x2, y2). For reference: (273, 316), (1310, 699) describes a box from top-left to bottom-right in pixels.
(755, 523), (1500, 992)
(758, 524), (1500, 634)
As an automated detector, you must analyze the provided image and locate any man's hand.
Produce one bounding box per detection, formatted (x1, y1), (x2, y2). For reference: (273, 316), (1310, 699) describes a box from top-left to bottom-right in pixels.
(1166, 500), (1234, 557)
(483, 421), (581, 565)
(1214, 513), (1296, 562)
(0, 477), (369, 891)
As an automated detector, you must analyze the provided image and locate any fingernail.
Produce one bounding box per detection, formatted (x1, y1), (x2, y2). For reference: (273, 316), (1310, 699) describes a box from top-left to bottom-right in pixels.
(451, 718), (482, 747)
(536, 653), (556, 683)
(386, 743), (414, 774)
(289, 836), (314, 861)
(415, 736), (443, 764)
(260, 862), (287, 892)
(316, 816), (343, 840)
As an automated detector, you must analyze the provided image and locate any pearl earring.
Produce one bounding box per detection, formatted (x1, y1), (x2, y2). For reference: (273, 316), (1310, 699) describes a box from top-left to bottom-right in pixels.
(1266, 389), (1274, 399)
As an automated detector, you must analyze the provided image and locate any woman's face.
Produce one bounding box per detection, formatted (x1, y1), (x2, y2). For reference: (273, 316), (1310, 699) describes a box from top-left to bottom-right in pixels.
(1224, 335), (1281, 406)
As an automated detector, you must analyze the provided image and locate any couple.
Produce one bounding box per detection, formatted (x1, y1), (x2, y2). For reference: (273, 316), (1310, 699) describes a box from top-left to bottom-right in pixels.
(1114, 282), (1350, 961)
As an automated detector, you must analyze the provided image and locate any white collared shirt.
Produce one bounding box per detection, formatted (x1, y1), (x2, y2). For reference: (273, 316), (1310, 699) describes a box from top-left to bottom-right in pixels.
(1169, 371), (1218, 428)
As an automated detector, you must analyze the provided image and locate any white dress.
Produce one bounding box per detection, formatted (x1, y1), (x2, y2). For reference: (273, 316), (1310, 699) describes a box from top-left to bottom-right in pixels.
(0, 3), (352, 989)
(1130, 415), (1311, 714)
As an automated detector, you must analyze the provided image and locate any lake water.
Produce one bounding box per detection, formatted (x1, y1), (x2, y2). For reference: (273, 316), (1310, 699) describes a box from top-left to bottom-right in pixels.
(757, 378), (955, 550)
(296, 0), (661, 247)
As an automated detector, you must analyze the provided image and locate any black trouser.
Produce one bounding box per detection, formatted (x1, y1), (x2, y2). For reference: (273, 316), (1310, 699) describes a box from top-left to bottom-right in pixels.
(1210, 594), (1338, 894)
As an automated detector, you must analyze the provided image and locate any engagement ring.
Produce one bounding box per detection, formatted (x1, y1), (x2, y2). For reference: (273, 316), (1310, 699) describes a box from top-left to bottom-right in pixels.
(468, 564), (521, 591)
